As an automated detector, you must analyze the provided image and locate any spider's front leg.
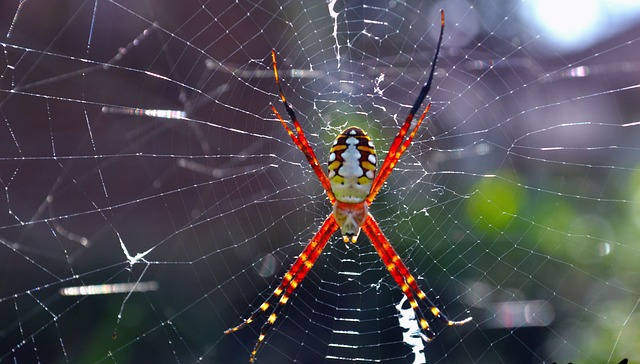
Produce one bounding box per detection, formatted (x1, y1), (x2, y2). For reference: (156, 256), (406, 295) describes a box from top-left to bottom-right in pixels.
(362, 214), (472, 341)
(225, 215), (339, 362)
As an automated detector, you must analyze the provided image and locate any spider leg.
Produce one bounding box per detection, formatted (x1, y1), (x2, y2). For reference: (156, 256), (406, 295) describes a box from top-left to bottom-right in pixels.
(225, 214), (339, 362)
(367, 10), (445, 204)
(361, 214), (471, 341)
(361, 214), (435, 340)
(271, 51), (336, 203)
(367, 104), (429, 204)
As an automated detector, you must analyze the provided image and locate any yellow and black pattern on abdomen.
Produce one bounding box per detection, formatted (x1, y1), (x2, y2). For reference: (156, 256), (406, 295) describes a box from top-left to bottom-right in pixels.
(327, 127), (377, 202)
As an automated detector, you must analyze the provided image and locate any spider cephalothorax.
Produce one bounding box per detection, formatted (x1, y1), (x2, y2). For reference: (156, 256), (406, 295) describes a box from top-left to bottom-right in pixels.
(225, 10), (471, 363)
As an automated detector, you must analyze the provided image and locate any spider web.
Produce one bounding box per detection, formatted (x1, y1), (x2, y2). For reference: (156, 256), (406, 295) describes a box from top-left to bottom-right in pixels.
(1, 0), (639, 363)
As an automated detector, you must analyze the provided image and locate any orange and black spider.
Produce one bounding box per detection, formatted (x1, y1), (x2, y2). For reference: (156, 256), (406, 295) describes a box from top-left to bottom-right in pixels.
(225, 10), (471, 362)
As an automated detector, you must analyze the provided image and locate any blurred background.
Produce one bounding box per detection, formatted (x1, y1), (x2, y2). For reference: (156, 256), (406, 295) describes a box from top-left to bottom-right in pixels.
(1, 0), (639, 363)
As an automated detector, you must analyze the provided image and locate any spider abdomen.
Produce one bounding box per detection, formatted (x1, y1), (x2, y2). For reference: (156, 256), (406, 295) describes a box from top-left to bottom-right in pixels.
(328, 127), (377, 204)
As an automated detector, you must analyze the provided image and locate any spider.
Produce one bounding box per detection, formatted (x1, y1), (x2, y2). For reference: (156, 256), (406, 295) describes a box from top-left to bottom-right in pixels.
(225, 10), (471, 362)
